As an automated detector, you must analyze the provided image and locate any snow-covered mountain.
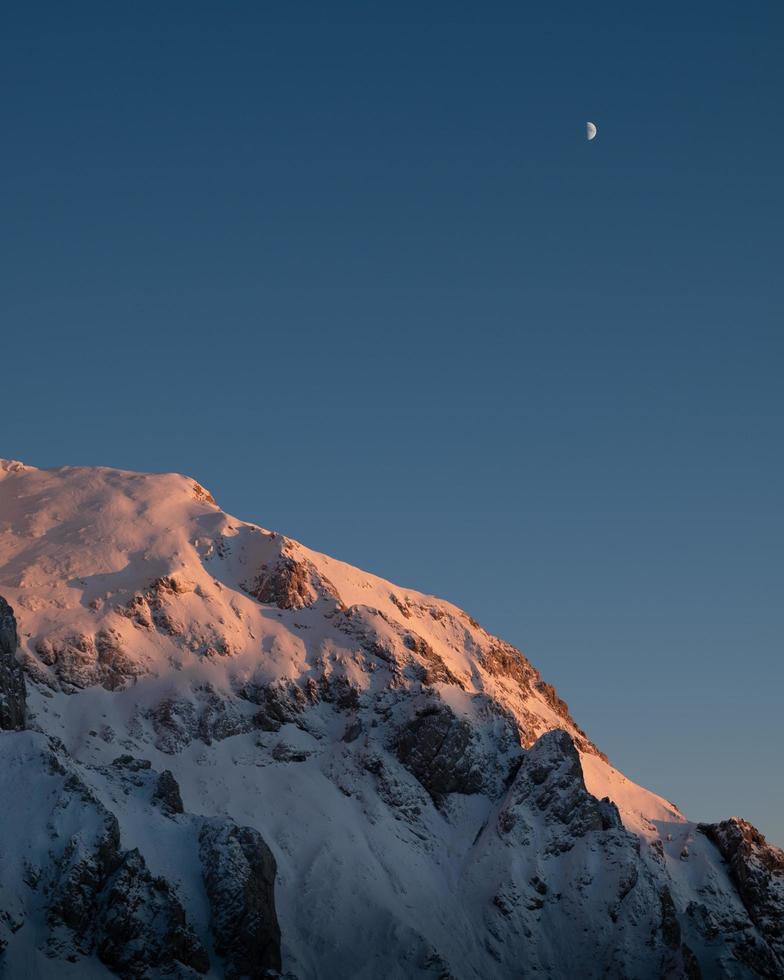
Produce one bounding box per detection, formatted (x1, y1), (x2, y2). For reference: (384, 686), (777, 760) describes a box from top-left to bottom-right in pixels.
(0, 459), (781, 979)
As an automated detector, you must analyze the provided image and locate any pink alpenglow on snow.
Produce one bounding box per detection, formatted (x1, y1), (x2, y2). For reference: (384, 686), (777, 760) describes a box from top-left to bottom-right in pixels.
(0, 459), (782, 979)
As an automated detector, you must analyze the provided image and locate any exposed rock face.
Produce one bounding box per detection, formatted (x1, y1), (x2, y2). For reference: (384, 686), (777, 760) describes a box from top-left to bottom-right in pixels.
(151, 769), (184, 816)
(499, 729), (620, 844)
(245, 554), (316, 609)
(0, 597), (25, 731)
(49, 816), (209, 978)
(481, 643), (538, 689)
(394, 702), (485, 802)
(146, 687), (255, 753)
(0, 733), (208, 977)
(95, 848), (209, 977)
(199, 819), (282, 979)
(33, 628), (144, 692)
(699, 818), (784, 969)
(239, 680), (307, 732)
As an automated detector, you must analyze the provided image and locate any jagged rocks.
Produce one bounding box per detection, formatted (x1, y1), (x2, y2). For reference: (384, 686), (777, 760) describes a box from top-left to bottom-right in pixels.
(4, 460), (784, 980)
(498, 729), (621, 849)
(658, 889), (703, 979)
(481, 643), (538, 690)
(117, 575), (190, 633)
(51, 834), (209, 977)
(394, 702), (484, 802)
(244, 554), (315, 609)
(107, 754), (186, 818)
(192, 481), (217, 505)
(0, 733), (208, 977)
(113, 576), (236, 659)
(95, 848), (209, 977)
(152, 769), (185, 816)
(199, 818), (282, 979)
(404, 631), (464, 687)
(238, 680), (307, 732)
(47, 809), (123, 950)
(659, 886), (683, 948)
(0, 597), (26, 731)
(32, 628), (144, 692)
(147, 687), (255, 753)
(50, 821), (208, 977)
(534, 679), (570, 719)
(243, 543), (344, 613)
(699, 818), (784, 968)
(94, 628), (143, 689)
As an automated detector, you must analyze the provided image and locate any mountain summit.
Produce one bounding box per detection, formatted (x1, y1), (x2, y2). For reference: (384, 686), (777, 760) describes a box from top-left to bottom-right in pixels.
(0, 460), (781, 978)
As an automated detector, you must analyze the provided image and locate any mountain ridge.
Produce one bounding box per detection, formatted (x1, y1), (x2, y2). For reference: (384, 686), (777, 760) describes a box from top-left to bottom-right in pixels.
(1, 459), (782, 979)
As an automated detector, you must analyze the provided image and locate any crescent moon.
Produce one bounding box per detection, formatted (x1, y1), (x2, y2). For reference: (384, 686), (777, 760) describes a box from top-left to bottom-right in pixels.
(586, 121), (597, 141)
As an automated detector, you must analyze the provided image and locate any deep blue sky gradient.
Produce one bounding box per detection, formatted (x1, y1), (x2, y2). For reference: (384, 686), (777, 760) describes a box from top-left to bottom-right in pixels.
(2, 2), (782, 842)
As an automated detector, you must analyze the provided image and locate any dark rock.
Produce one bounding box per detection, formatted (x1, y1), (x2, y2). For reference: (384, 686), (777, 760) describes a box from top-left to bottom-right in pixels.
(534, 680), (570, 718)
(342, 718), (363, 742)
(239, 681), (306, 732)
(481, 643), (537, 690)
(271, 741), (309, 763)
(0, 597), (26, 731)
(148, 689), (253, 753)
(47, 792), (209, 978)
(199, 818), (282, 978)
(32, 627), (144, 692)
(245, 555), (314, 609)
(243, 549), (343, 613)
(48, 812), (123, 945)
(152, 769), (184, 816)
(95, 849), (209, 977)
(197, 687), (254, 743)
(389, 593), (412, 618)
(682, 943), (702, 980)
(111, 754), (152, 772)
(499, 730), (621, 841)
(530, 875), (548, 895)
(394, 703), (483, 802)
(699, 817), (784, 966)
(659, 887), (682, 949)
(148, 697), (198, 753)
(403, 631), (463, 687)
(94, 627), (141, 690)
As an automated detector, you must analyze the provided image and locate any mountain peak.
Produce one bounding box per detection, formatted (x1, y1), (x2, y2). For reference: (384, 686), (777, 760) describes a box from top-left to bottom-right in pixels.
(0, 460), (780, 978)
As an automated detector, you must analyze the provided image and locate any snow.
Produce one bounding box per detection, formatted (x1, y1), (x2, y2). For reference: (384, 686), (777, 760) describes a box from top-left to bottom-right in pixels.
(0, 460), (775, 978)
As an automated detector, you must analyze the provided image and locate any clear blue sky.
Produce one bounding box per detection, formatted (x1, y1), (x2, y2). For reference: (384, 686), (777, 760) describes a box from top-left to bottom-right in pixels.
(2, 2), (782, 843)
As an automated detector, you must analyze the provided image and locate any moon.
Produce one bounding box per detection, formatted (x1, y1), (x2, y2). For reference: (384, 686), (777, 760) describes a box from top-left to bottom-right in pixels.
(586, 121), (597, 141)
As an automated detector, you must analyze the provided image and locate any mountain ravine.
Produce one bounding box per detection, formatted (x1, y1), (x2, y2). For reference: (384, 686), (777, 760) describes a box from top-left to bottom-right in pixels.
(0, 459), (782, 979)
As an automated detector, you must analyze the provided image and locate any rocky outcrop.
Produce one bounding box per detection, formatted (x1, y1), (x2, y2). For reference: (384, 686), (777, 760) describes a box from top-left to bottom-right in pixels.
(33, 628), (144, 692)
(699, 818), (784, 969)
(8, 739), (211, 977)
(146, 686), (255, 753)
(245, 554), (316, 609)
(481, 643), (538, 689)
(199, 818), (282, 978)
(498, 729), (620, 846)
(238, 680), (307, 732)
(658, 887), (702, 979)
(243, 546), (343, 612)
(151, 769), (184, 816)
(49, 813), (209, 977)
(394, 702), (484, 802)
(465, 729), (705, 979)
(95, 848), (209, 977)
(0, 597), (26, 731)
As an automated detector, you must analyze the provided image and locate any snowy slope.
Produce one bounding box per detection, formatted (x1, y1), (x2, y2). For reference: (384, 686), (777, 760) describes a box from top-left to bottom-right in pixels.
(0, 459), (782, 979)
